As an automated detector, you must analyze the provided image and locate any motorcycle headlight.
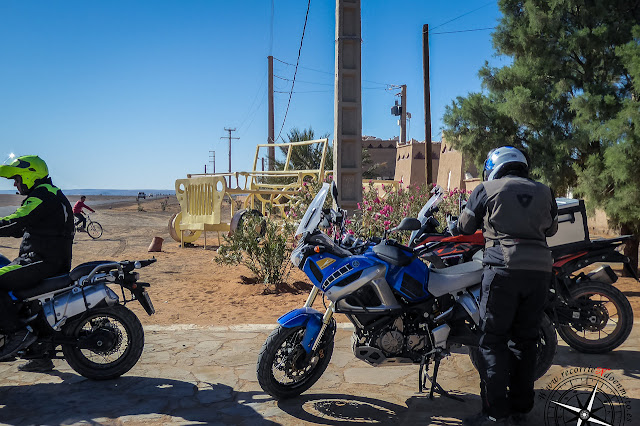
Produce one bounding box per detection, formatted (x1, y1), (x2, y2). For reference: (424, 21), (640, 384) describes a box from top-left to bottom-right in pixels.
(291, 247), (305, 267)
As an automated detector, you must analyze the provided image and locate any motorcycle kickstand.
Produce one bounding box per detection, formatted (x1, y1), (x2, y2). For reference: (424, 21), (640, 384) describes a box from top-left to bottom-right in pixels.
(423, 353), (465, 402)
(418, 354), (430, 393)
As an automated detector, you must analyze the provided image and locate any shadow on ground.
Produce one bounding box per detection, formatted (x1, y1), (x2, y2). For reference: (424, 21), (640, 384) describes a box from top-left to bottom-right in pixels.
(277, 392), (477, 425)
(0, 371), (277, 425)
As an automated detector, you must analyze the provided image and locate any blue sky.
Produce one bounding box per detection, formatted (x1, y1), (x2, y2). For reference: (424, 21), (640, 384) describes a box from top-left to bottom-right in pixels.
(0, 1), (505, 191)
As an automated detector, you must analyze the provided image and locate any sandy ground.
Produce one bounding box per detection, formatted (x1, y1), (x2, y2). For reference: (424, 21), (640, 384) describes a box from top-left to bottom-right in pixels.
(0, 194), (637, 327)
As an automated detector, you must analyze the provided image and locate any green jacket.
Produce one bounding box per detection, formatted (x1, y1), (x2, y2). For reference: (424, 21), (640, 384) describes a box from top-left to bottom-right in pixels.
(0, 178), (74, 273)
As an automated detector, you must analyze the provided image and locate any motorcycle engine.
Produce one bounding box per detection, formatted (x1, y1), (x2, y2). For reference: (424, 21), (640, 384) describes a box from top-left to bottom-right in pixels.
(364, 315), (432, 361)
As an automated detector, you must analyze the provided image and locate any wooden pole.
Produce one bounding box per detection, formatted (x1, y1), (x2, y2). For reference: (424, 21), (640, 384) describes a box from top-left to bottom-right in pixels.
(423, 24), (433, 185)
(268, 56), (275, 170)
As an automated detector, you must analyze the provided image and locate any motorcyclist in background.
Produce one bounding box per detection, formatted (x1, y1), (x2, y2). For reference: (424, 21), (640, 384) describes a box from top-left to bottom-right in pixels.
(0, 155), (74, 372)
(452, 147), (558, 425)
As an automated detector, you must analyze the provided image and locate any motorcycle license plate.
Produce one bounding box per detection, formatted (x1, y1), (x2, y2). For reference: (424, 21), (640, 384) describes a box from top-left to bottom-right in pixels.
(141, 290), (155, 314)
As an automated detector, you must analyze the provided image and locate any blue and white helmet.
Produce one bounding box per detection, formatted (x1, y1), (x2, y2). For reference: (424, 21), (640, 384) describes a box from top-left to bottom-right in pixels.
(483, 146), (528, 181)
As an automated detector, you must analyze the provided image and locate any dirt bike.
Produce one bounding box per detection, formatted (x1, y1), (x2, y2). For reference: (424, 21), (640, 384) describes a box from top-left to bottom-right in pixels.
(409, 186), (636, 354)
(0, 257), (156, 379)
(256, 182), (557, 400)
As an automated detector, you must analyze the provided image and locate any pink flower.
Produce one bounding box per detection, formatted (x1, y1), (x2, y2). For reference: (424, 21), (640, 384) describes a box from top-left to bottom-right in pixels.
(357, 203), (361, 209)
(367, 206), (372, 211)
(374, 197), (380, 204)
(399, 178), (403, 183)
(410, 196), (414, 201)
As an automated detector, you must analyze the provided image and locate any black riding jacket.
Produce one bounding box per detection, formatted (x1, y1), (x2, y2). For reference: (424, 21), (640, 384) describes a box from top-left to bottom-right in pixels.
(0, 178), (74, 274)
(457, 174), (558, 271)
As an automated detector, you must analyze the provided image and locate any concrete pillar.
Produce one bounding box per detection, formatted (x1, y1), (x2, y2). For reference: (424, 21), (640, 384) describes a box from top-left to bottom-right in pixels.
(333, 0), (362, 212)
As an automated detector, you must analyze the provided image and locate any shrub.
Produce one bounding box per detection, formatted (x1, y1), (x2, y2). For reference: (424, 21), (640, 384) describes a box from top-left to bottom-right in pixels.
(350, 182), (433, 242)
(215, 215), (295, 293)
(160, 198), (169, 211)
(432, 188), (471, 233)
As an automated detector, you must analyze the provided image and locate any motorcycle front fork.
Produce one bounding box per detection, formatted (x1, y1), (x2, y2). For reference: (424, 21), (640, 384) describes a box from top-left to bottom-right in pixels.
(304, 287), (335, 352)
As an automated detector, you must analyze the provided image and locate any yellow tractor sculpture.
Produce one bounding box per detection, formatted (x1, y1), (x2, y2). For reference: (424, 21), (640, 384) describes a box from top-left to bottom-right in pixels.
(168, 138), (329, 247)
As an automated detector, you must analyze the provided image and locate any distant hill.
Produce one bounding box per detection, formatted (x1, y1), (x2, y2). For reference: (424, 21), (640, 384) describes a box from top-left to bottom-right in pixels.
(0, 189), (175, 196)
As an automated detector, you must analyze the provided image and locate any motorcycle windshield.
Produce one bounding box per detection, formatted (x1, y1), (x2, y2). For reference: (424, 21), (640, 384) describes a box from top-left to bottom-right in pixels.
(410, 185), (444, 242)
(295, 183), (330, 236)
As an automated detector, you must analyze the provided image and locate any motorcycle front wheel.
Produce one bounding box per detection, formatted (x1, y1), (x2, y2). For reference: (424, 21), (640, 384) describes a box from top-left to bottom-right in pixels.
(257, 323), (335, 400)
(556, 280), (633, 354)
(62, 305), (144, 380)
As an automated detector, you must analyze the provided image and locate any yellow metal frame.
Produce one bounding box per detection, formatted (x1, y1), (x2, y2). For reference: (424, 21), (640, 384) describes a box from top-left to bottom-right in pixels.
(171, 138), (329, 246)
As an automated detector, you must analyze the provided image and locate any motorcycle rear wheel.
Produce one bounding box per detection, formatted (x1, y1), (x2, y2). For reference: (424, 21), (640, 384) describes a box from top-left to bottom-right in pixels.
(557, 280), (633, 354)
(257, 324), (335, 400)
(62, 305), (144, 380)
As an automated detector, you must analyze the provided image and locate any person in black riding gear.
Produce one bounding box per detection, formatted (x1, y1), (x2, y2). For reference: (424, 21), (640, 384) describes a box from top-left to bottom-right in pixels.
(0, 155), (74, 370)
(453, 147), (558, 426)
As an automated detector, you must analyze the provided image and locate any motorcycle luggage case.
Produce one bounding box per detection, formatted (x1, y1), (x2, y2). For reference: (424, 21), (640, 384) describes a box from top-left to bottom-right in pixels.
(547, 198), (589, 250)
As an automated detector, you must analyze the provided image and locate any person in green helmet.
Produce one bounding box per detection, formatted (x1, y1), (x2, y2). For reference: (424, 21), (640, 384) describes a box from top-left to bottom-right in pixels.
(0, 155), (74, 370)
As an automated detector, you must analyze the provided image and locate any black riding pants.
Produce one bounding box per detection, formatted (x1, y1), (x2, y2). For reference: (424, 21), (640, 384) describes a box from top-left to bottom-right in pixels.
(477, 267), (550, 419)
(0, 255), (60, 333)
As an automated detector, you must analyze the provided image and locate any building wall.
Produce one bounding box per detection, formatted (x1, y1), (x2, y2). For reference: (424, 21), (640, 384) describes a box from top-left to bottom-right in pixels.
(394, 140), (440, 186)
(436, 139), (478, 191)
(361, 136), (397, 179)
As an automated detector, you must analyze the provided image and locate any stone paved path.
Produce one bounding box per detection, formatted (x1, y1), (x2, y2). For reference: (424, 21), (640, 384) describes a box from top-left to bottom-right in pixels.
(1, 323), (639, 425)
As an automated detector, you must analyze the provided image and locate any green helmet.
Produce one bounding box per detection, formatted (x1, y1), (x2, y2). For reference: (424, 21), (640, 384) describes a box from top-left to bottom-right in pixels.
(0, 155), (49, 190)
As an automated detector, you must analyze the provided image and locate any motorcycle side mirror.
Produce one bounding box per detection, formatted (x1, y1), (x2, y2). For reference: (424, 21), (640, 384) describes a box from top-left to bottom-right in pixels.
(331, 180), (340, 208)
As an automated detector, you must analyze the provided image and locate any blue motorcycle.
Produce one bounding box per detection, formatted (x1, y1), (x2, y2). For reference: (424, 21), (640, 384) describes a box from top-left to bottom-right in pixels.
(256, 183), (557, 400)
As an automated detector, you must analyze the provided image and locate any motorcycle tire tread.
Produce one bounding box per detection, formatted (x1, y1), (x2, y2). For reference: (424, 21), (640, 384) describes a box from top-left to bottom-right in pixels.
(557, 280), (633, 354)
(61, 304), (145, 380)
(257, 324), (335, 400)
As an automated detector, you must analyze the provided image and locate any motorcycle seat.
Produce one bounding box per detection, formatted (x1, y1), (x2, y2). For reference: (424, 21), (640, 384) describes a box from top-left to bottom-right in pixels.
(372, 243), (415, 266)
(69, 261), (115, 281)
(12, 274), (73, 300)
(428, 261), (484, 297)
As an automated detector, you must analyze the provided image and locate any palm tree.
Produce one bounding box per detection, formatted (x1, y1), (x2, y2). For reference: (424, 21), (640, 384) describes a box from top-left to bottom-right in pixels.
(274, 127), (332, 171)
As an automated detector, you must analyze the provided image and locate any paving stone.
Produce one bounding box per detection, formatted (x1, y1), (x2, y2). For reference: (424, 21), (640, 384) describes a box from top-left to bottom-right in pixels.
(1, 324), (638, 425)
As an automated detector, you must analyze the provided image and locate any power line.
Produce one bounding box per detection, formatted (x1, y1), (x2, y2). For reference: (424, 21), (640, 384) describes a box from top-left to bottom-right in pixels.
(429, 1), (494, 32)
(275, 0), (311, 143)
(274, 56), (394, 87)
(431, 27), (496, 35)
(274, 74), (334, 86)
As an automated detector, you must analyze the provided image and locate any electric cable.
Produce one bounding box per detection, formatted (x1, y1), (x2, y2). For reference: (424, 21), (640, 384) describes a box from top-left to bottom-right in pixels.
(275, 0), (311, 143)
(429, 1), (494, 32)
(430, 27), (496, 35)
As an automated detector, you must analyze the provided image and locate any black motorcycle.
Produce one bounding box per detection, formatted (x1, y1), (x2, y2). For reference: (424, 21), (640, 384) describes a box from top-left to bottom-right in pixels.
(1, 258), (156, 379)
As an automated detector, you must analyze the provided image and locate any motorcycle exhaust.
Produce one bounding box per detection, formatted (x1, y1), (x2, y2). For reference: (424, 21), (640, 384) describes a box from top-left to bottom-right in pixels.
(42, 284), (119, 330)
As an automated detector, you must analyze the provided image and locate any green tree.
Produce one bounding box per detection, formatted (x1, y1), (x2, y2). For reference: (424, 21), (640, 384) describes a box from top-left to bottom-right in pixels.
(443, 0), (640, 273)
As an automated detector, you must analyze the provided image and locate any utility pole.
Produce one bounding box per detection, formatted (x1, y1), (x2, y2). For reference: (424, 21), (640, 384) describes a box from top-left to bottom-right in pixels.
(268, 56), (275, 170)
(423, 24), (433, 185)
(209, 150), (216, 174)
(400, 84), (407, 144)
(220, 128), (239, 186)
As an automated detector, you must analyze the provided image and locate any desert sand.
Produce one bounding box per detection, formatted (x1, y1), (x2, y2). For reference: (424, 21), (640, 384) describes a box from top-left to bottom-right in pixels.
(0, 194), (637, 327)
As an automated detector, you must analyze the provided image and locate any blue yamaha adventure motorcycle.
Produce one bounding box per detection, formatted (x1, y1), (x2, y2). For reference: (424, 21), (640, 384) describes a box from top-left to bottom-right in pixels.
(256, 183), (557, 400)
